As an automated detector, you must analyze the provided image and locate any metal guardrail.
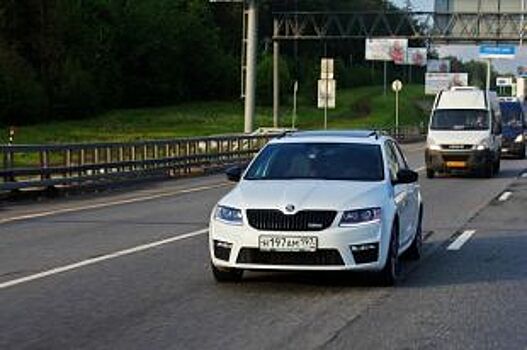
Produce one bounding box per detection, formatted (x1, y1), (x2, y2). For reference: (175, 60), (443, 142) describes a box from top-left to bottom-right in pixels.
(0, 128), (426, 191)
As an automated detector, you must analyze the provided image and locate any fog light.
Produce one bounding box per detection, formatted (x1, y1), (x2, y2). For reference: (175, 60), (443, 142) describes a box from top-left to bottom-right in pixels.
(350, 243), (379, 264)
(214, 240), (233, 261)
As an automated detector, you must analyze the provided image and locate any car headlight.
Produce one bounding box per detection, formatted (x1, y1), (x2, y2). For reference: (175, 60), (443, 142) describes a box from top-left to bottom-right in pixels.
(515, 134), (525, 143)
(476, 139), (490, 151)
(215, 206), (243, 225)
(339, 208), (381, 226)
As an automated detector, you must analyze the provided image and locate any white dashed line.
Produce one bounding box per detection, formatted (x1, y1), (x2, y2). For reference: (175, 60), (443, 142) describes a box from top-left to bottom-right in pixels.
(498, 191), (512, 202)
(0, 228), (208, 290)
(0, 183), (228, 225)
(447, 230), (476, 251)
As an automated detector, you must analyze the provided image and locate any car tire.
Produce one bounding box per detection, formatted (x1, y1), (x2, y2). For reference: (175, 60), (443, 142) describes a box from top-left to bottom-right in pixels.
(404, 207), (423, 261)
(211, 262), (243, 283)
(519, 145), (526, 159)
(377, 223), (400, 286)
(426, 169), (435, 179)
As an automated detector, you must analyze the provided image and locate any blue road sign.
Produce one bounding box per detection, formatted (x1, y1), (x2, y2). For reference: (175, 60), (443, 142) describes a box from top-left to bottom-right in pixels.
(479, 45), (516, 59)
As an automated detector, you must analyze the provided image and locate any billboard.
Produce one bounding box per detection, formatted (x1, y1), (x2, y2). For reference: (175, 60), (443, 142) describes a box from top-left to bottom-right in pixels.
(400, 48), (427, 66)
(365, 38), (408, 64)
(425, 73), (469, 95)
(427, 59), (451, 73)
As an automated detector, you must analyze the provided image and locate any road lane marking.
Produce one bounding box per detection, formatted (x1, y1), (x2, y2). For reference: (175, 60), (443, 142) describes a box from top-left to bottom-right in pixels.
(0, 183), (228, 225)
(447, 230), (476, 251)
(498, 191), (512, 202)
(0, 228), (208, 290)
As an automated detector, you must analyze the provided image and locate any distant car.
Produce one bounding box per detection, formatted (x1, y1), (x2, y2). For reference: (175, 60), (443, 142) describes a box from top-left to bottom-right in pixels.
(209, 131), (423, 286)
(499, 98), (526, 159)
(426, 88), (502, 178)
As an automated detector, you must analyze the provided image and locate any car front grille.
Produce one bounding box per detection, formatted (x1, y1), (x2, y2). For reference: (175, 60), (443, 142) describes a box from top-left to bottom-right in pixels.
(246, 209), (337, 231)
(236, 248), (344, 266)
(442, 144), (473, 150)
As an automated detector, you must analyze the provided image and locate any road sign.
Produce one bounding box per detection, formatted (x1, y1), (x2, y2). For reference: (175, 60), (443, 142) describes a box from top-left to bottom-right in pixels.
(392, 80), (403, 92)
(479, 45), (516, 59)
(320, 58), (334, 80)
(318, 79), (336, 109)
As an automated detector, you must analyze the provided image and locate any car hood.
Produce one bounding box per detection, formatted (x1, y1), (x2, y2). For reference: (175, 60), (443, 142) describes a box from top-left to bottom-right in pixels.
(428, 130), (489, 146)
(220, 180), (388, 212)
(502, 125), (523, 139)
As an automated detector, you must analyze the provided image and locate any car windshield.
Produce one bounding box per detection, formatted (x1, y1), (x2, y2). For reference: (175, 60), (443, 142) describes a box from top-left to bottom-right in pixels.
(500, 103), (524, 127)
(244, 142), (384, 181)
(431, 109), (489, 131)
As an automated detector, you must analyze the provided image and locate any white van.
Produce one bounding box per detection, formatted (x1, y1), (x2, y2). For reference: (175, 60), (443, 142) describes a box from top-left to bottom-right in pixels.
(425, 88), (502, 178)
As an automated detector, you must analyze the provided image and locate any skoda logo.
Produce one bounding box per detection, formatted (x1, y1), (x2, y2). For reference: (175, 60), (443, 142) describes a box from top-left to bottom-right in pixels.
(285, 204), (295, 213)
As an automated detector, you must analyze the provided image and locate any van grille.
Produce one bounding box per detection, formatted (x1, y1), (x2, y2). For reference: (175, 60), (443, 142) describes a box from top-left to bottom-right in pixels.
(246, 209), (336, 231)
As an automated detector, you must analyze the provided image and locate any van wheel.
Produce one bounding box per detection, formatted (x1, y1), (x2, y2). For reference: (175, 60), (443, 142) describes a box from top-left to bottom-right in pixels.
(377, 224), (400, 286)
(426, 169), (435, 179)
(211, 262), (243, 283)
(482, 162), (494, 178)
(493, 158), (500, 174)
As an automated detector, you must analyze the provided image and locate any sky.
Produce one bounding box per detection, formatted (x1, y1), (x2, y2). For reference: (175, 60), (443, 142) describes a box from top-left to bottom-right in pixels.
(391, 0), (526, 73)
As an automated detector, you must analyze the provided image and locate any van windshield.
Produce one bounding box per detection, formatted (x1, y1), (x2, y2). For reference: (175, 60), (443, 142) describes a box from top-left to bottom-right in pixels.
(431, 109), (489, 131)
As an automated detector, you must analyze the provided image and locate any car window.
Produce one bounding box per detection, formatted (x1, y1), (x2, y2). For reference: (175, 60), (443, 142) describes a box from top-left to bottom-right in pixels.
(392, 142), (409, 170)
(384, 142), (400, 182)
(244, 142), (385, 181)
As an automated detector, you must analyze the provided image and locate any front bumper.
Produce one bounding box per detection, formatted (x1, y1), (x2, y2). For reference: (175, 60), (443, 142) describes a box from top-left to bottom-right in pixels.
(425, 148), (493, 173)
(501, 138), (524, 155)
(209, 220), (389, 271)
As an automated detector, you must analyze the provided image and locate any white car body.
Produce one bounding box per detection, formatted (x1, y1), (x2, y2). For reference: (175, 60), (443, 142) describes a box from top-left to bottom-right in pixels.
(209, 131), (423, 281)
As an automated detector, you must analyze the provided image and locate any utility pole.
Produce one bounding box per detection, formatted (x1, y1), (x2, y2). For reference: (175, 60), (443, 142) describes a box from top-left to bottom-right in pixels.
(244, 0), (258, 134)
(273, 18), (280, 128)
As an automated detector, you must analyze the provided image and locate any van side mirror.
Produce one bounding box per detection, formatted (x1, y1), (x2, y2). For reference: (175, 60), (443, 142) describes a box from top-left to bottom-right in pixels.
(226, 166), (243, 182)
(393, 169), (419, 185)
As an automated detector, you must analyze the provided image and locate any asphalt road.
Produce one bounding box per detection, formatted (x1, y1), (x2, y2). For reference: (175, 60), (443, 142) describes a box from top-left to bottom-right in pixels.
(0, 142), (526, 350)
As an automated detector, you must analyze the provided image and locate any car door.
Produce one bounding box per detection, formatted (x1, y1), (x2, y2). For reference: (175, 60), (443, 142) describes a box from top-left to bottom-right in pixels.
(385, 141), (409, 250)
(393, 141), (419, 244)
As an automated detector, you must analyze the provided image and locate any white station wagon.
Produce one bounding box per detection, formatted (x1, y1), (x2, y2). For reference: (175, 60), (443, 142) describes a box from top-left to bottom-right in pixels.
(209, 131), (423, 285)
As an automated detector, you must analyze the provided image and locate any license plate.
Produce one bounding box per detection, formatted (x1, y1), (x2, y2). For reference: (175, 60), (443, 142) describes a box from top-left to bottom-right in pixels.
(446, 161), (466, 168)
(259, 236), (318, 252)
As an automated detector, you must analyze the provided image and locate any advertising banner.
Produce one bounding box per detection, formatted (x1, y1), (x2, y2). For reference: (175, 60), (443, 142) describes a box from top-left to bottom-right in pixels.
(365, 38), (408, 64)
(397, 48), (427, 66)
(425, 73), (469, 95)
(427, 59), (451, 73)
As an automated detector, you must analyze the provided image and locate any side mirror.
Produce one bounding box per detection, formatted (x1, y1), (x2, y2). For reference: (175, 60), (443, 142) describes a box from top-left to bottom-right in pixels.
(226, 166), (243, 182)
(394, 169), (419, 185)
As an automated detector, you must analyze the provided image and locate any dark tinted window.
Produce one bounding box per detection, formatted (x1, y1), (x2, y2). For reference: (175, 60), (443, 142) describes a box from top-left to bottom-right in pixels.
(431, 109), (489, 130)
(245, 143), (384, 181)
(500, 102), (524, 126)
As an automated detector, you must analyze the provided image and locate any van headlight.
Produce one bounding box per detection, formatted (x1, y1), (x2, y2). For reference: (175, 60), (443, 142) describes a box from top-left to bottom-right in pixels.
(515, 134), (525, 143)
(476, 139), (490, 151)
(427, 139), (441, 151)
(215, 206), (243, 225)
(339, 208), (381, 226)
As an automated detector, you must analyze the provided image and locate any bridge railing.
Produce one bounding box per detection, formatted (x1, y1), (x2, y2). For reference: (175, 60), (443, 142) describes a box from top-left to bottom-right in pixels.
(0, 127), (426, 191)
